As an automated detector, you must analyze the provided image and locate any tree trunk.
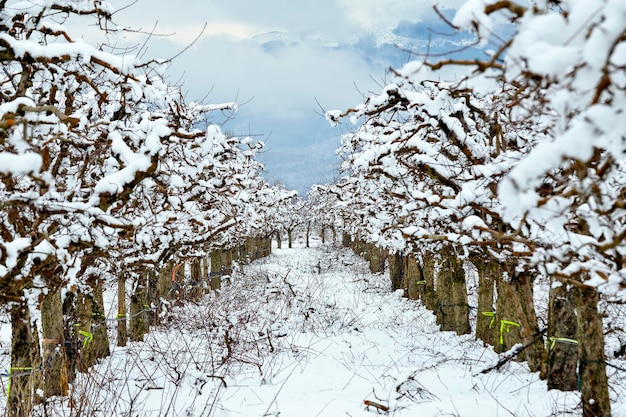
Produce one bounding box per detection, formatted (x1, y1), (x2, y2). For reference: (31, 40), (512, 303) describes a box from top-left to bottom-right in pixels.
(189, 258), (204, 300)
(436, 248), (470, 335)
(368, 244), (385, 274)
(146, 268), (160, 325)
(576, 285), (610, 417)
(8, 303), (42, 417)
(67, 276), (110, 373)
(388, 253), (404, 293)
(209, 250), (223, 290)
(473, 257), (498, 347)
(306, 222), (311, 248)
(253, 238), (260, 259)
(90, 277), (110, 361)
(257, 237), (270, 259)
(404, 254), (423, 300)
(541, 281), (578, 391)
(117, 275), (127, 347)
(264, 237), (272, 257)
(72, 289), (93, 374)
(354, 239), (366, 257)
(495, 264), (543, 372)
(276, 230), (282, 249)
(130, 274), (149, 342)
(159, 262), (173, 299)
(210, 249), (223, 274)
(167, 260), (187, 300)
(247, 240), (254, 262)
(342, 231), (351, 248)
(321, 225), (326, 244)
(202, 256), (209, 281)
(41, 288), (69, 397)
(201, 256), (211, 295)
(288, 228), (293, 248)
(249, 238), (258, 261)
(421, 254), (437, 311)
(226, 248), (235, 274)
(61, 291), (79, 381)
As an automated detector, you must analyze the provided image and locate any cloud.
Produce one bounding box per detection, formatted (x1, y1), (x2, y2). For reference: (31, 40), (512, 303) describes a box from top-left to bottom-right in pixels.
(113, 0), (358, 43)
(338, 0), (468, 31)
(163, 35), (382, 119)
(105, 1), (472, 142)
(92, 0), (477, 191)
(150, 22), (265, 43)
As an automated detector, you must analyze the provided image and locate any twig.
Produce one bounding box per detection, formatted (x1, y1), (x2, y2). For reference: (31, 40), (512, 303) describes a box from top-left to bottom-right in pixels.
(364, 400), (390, 413)
(477, 328), (547, 375)
(263, 362), (298, 416)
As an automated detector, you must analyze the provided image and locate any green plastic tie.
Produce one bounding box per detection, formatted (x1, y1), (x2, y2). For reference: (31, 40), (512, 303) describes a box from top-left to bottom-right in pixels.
(78, 330), (94, 347)
(499, 320), (521, 345)
(481, 311), (496, 329)
(578, 359), (583, 392)
(548, 336), (578, 350)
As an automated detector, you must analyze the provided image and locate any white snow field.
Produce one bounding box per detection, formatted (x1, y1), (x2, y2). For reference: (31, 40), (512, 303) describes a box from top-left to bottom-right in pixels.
(3, 241), (626, 416)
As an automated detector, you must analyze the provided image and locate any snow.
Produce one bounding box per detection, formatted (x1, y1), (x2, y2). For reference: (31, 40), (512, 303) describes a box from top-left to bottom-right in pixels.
(3, 242), (616, 416)
(1, 0), (626, 413)
(92, 155), (153, 196)
(0, 153), (43, 175)
(2, 238), (32, 270)
(453, 0), (494, 46)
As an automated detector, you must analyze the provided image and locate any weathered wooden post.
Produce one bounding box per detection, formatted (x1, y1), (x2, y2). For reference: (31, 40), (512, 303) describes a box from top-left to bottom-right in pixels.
(117, 275), (127, 347)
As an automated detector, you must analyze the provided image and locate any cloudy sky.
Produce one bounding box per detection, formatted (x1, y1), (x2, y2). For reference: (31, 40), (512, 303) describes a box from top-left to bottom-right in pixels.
(102, 0), (472, 194)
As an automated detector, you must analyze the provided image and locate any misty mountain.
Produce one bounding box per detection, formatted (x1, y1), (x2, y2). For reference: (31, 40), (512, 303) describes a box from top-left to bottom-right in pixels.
(251, 8), (511, 194)
(257, 135), (340, 195)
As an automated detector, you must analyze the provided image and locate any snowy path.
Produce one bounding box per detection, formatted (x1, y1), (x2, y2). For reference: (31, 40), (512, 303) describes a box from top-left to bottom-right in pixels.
(186, 244), (578, 417)
(1, 243), (584, 416)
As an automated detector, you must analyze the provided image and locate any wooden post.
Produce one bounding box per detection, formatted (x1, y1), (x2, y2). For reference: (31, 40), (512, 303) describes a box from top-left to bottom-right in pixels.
(276, 230), (282, 249)
(495, 263), (543, 372)
(473, 257), (497, 347)
(159, 262), (173, 299)
(404, 254), (422, 300)
(266, 237), (272, 256)
(388, 253), (405, 292)
(368, 244), (385, 274)
(306, 222), (311, 248)
(72, 290), (93, 374)
(8, 303), (42, 417)
(541, 281), (578, 391)
(130, 274), (149, 342)
(90, 276), (110, 361)
(342, 231), (351, 247)
(436, 247), (470, 335)
(145, 268), (159, 326)
(117, 275), (127, 347)
(209, 250), (223, 290)
(576, 285), (610, 417)
(421, 253), (437, 311)
(190, 258), (203, 300)
(41, 288), (69, 397)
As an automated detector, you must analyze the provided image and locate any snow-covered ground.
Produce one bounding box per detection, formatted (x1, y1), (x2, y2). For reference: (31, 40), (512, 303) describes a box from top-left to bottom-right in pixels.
(3, 241), (626, 416)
